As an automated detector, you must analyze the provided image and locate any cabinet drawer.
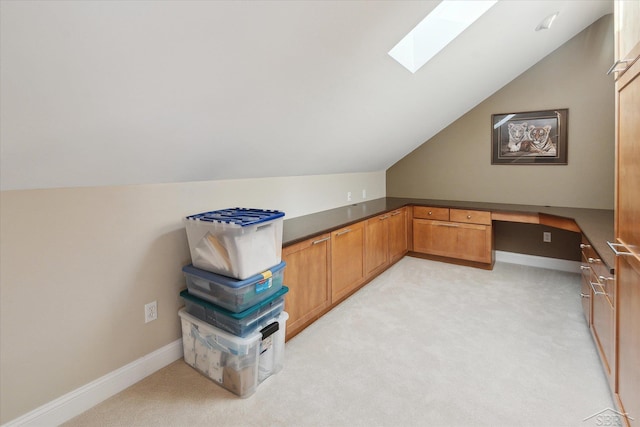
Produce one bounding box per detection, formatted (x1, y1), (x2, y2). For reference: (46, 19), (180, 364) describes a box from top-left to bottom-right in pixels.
(413, 206), (449, 221)
(450, 209), (492, 225)
(580, 239), (615, 304)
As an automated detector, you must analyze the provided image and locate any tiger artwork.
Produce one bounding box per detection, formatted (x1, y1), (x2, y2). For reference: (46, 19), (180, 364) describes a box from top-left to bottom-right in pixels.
(521, 125), (554, 154)
(507, 122), (529, 152)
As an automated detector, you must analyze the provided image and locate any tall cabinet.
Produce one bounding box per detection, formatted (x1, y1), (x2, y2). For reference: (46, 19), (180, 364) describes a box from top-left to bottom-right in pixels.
(612, 1), (640, 425)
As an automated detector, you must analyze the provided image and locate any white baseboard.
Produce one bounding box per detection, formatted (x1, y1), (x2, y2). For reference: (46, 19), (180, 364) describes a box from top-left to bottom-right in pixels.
(3, 339), (183, 427)
(495, 250), (581, 273)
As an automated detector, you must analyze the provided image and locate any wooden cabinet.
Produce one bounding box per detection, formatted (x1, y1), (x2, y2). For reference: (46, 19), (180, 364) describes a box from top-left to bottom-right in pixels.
(388, 208), (408, 263)
(613, 2), (640, 425)
(364, 213), (389, 276)
(364, 208), (408, 277)
(282, 233), (331, 340)
(413, 207), (493, 265)
(331, 221), (365, 303)
(580, 237), (616, 390)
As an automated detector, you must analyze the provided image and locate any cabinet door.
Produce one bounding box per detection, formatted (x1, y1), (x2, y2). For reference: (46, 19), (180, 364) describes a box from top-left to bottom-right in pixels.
(590, 269), (616, 389)
(365, 214), (389, 277)
(388, 208), (408, 263)
(580, 265), (592, 325)
(616, 255), (640, 427)
(282, 234), (331, 340)
(579, 239), (593, 325)
(413, 219), (457, 256)
(457, 223), (492, 263)
(614, 0), (640, 77)
(331, 222), (365, 303)
(614, 3), (640, 424)
(413, 219), (492, 264)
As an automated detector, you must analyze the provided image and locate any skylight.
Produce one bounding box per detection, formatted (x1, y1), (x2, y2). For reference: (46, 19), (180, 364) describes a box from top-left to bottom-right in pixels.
(389, 0), (498, 73)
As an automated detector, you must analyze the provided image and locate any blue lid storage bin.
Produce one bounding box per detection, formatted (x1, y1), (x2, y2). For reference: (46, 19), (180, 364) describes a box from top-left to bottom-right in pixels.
(184, 208), (285, 280)
(180, 286), (288, 337)
(182, 261), (285, 313)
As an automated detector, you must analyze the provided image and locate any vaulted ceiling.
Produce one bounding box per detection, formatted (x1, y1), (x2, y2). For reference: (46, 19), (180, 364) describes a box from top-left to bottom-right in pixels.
(0, 0), (612, 191)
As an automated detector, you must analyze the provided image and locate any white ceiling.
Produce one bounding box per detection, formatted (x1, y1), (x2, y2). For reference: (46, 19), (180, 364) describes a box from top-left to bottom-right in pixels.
(0, 0), (612, 191)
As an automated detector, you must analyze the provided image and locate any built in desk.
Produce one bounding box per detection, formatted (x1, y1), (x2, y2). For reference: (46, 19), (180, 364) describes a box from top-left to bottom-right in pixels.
(282, 197), (615, 273)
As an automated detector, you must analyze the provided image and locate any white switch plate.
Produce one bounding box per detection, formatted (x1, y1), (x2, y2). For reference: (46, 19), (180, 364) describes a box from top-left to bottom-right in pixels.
(347, 192), (352, 202)
(543, 232), (551, 243)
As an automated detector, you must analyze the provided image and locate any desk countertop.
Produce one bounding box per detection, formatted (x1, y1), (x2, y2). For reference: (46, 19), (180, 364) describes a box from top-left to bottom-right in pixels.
(282, 197), (615, 273)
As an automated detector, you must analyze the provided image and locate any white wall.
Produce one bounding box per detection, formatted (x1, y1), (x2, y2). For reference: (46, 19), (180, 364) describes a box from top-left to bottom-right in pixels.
(0, 171), (385, 424)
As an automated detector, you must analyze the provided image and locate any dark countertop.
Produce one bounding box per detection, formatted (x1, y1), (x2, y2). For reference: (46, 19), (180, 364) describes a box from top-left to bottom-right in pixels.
(282, 197), (615, 273)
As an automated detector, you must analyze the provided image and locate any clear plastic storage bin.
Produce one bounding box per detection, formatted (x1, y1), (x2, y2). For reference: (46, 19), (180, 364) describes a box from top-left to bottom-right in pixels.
(184, 208), (285, 279)
(257, 311), (288, 384)
(179, 286), (288, 337)
(182, 261), (285, 313)
(179, 309), (288, 397)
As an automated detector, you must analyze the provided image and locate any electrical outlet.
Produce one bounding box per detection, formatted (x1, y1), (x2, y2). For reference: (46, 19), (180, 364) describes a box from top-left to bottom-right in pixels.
(362, 189), (367, 199)
(347, 191), (352, 202)
(145, 301), (157, 323)
(543, 232), (552, 243)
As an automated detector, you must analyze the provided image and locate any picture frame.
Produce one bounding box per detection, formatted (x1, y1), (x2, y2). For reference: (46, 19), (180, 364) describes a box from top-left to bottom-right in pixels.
(491, 109), (568, 165)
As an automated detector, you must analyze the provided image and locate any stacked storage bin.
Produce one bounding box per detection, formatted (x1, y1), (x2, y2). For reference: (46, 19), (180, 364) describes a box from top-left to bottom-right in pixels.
(178, 208), (288, 398)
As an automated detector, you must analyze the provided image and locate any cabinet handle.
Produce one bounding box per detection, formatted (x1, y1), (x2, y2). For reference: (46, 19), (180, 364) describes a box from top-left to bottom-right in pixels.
(379, 215), (390, 220)
(436, 223), (459, 228)
(606, 58), (633, 75)
(607, 241), (634, 256)
(467, 215), (472, 219)
(598, 275), (614, 283)
(580, 265), (591, 271)
(589, 281), (607, 296)
(336, 229), (352, 236)
(588, 257), (601, 264)
(312, 237), (330, 245)
(391, 211), (402, 216)
(580, 243), (591, 249)
(580, 293), (590, 299)
(428, 211), (433, 215)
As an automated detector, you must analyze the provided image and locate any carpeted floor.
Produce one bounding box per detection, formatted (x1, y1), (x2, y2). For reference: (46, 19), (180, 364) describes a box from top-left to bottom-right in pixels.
(63, 257), (614, 427)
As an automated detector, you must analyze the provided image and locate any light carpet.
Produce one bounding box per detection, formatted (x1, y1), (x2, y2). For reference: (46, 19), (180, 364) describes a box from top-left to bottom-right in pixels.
(63, 257), (614, 427)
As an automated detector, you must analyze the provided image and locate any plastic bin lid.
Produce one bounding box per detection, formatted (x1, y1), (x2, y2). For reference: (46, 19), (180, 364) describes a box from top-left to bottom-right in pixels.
(185, 208), (285, 226)
(179, 286), (289, 320)
(182, 261), (286, 288)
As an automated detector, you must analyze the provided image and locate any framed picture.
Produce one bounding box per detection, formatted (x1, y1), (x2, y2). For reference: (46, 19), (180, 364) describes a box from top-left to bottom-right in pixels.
(491, 109), (568, 165)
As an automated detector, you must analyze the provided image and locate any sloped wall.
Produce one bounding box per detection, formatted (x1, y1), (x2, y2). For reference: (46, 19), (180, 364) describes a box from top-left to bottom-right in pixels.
(387, 14), (614, 210)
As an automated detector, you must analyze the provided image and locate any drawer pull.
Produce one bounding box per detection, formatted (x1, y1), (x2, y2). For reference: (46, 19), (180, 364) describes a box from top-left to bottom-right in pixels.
(580, 265), (591, 271)
(311, 237), (331, 245)
(607, 241), (634, 256)
(580, 243), (591, 249)
(606, 58), (633, 75)
(379, 215), (390, 220)
(588, 257), (601, 264)
(391, 211), (402, 216)
(428, 211), (433, 215)
(589, 281), (607, 296)
(598, 275), (614, 283)
(312, 237), (330, 245)
(336, 229), (352, 236)
(436, 223), (459, 228)
(467, 215), (472, 219)
(580, 293), (590, 298)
